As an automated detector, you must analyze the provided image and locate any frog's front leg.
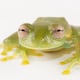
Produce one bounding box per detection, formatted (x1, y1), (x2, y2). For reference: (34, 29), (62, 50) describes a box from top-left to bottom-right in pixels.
(0, 45), (19, 62)
(21, 52), (30, 65)
(0, 46), (30, 65)
(62, 59), (77, 74)
(60, 38), (80, 74)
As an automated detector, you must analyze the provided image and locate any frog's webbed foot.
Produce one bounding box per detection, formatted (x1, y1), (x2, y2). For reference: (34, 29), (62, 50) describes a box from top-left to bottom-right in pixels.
(60, 53), (80, 75)
(0, 47), (30, 65)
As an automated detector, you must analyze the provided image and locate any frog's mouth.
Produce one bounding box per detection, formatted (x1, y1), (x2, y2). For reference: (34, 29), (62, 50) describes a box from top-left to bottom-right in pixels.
(19, 38), (65, 51)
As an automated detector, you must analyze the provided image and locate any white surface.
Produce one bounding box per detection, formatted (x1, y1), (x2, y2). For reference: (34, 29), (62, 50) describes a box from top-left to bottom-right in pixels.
(0, 0), (80, 80)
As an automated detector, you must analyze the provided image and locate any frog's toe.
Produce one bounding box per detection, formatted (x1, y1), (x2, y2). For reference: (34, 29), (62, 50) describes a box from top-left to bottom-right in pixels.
(60, 61), (67, 65)
(21, 60), (30, 65)
(62, 69), (70, 75)
(0, 57), (8, 62)
(1, 52), (7, 56)
(60, 56), (75, 65)
(7, 56), (15, 60)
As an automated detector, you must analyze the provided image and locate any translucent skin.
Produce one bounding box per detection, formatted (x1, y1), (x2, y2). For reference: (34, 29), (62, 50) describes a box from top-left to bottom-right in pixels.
(0, 17), (80, 75)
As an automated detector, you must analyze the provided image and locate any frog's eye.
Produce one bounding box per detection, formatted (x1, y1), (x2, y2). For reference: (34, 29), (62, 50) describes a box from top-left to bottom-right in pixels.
(49, 24), (65, 39)
(18, 24), (30, 39)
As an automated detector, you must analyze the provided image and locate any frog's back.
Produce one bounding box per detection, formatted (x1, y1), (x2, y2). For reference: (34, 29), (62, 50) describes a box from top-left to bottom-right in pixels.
(33, 17), (69, 27)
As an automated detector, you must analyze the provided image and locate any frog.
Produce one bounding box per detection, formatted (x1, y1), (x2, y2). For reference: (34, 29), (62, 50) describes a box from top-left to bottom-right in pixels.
(0, 17), (80, 75)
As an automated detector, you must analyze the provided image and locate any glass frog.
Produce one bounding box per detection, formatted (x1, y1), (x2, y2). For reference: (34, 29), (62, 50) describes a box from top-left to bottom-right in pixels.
(0, 17), (80, 74)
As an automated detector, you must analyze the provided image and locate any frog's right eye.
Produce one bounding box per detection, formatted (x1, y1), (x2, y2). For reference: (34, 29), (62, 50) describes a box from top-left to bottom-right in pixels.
(18, 24), (30, 39)
(49, 24), (65, 39)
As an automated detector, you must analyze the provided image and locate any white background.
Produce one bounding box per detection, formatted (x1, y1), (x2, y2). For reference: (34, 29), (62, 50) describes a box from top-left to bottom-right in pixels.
(0, 0), (80, 80)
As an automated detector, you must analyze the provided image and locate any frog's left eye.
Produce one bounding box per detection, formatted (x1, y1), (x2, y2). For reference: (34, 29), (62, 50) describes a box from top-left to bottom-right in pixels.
(18, 24), (30, 39)
(49, 24), (65, 39)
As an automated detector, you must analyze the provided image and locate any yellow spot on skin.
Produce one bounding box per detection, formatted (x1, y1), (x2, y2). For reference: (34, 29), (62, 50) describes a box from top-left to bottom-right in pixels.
(62, 69), (70, 75)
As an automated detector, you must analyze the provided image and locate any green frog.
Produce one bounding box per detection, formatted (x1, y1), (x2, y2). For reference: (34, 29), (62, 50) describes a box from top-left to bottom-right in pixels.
(0, 17), (80, 74)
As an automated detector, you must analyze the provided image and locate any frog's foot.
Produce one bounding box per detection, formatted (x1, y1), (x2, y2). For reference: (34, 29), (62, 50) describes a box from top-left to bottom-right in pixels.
(0, 53), (17, 62)
(61, 55), (80, 75)
(29, 50), (43, 57)
(62, 69), (71, 74)
(0, 57), (9, 62)
(62, 59), (77, 75)
(60, 53), (79, 65)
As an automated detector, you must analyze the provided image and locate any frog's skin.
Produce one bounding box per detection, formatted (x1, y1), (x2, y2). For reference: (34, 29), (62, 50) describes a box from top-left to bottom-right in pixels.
(0, 17), (80, 74)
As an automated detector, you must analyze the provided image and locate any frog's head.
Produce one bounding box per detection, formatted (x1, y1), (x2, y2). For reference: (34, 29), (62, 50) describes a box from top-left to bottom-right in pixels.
(18, 18), (72, 51)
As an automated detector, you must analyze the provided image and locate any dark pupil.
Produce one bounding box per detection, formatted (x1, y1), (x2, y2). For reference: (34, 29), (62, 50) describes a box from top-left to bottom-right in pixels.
(19, 29), (26, 32)
(21, 29), (25, 31)
(56, 29), (63, 32)
(57, 29), (61, 32)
